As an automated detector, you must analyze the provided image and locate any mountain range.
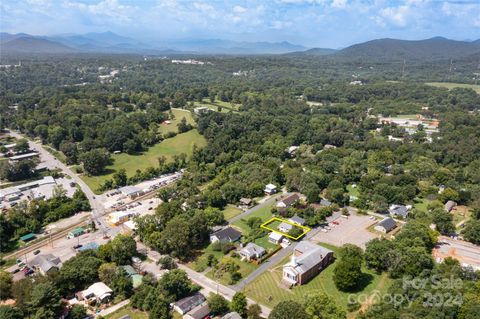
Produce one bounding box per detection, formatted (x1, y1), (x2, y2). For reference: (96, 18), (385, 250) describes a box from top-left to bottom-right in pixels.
(1, 31), (480, 60)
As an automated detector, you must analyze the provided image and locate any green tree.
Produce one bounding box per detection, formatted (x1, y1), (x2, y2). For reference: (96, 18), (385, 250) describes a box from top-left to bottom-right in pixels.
(364, 238), (395, 272)
(305, 292), (346, 319)
(0, 306), (23, 319)
(231, 292), (248, 318)
(333, 244), (364, 291)
(207, 293), (230, 316)
(268, 301), (309, 319)
(157, 269), (196, 301)
(99, 234), (137, 265)
(69, 304), (87, 319)
(28, 282), (63, 319)
(79, 148), (111, 176)
(462, 219), (480, 245)
(112, 169), (127, 187)
(432, 208), (455, 235)
(149, 297), (171, 319)
(247, 304), (262, 319)
(0, 271), (13, 300)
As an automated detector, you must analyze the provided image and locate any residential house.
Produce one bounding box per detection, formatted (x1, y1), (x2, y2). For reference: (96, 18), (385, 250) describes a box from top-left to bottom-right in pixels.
(28, 254), (62, 275)
(278, 222), (293, 233)
(194, 106), (211, 115)
(287, 146), (299, 157)
(240, 243), (266, 261)
(444, 200), (457, 213)
(282, 241), (334, 286)
(288, 215), (305, 226)
(173, 293), (206, 315)
(319, 199), (332, 207)
(264, 183), (277, 195)
(374, 217), (397, 233)
(276, 194), (300, 209)
(222, 312), (242, 319)
(8, 152), (39, 162)
(210, 227), (242, 243)
(268, 232), (283, 244)
(79, 282), (113, 302)
(389, 204), (410, 218)
(239, 198), (252, 208)
(183, 304), (210, 319)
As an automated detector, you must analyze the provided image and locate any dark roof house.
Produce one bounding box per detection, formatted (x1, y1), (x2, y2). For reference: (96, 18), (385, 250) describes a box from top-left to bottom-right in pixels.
(183, 303), (210, 319)
(389, 205), (410, 218)
(210, 227), (242, 243)
(374, 217), (397, 233)
(288, 215), (306, 226)
(172, 293), (206, 315)
(277, 194), (300, 208)
(444, 200), (457, 212)
(28, 254), (62, 275)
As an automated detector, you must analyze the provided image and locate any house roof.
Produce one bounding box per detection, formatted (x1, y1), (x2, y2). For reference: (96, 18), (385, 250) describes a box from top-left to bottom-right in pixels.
(444, 200), (457, 211)
(211, 227), (242, 241)
(285, 242), (333, 275)
(174, 293), (206, 313)
(377, 217), (396, 231)
(29, 254), (61, 273)
(222, 312), (242, 319)
(239, 198), (252, 205)
(278, 222), (293, 231)
(82, 282), (112, 300)
(269, 232), (283, 241)
(265, 183), (276, 190)
(121, 265), (138, 276)
(389, 205), (409, 217)
(319, 199), (332, 207)
(241, 243), (266, 256)
(186, 303), (210, 319)
(289, 215), (305, 225)
(280, 194), (299, 207)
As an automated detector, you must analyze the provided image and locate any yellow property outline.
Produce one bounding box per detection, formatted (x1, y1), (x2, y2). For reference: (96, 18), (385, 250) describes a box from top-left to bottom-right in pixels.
(260, 217), (311, 240)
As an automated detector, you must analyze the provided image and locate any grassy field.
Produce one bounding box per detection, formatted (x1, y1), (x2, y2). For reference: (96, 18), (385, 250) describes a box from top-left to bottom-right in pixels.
(159, 109), (195, 134)
(104, 305), (148, 319)
(81, 129), (206, 192)
(206, 255), (258, 285)
(346, 184), (360, 198)
(425, 82), (480, 94)
(194, 99), (240, 113)
(243, 243), (392, 314)
(222, 205), (243, 220)
(232, 204), (273, 233)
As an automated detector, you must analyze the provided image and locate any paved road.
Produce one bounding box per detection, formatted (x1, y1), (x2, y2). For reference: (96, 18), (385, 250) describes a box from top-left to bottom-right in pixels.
(8, 131), (107, 232)
(228, 193), (285, 223)
(138, 243), (272, 317)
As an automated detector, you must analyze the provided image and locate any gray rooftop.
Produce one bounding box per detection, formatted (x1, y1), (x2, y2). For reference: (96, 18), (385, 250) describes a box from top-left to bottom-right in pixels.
(174, 293), (206, 313)
(389, 205), (409, 217)
(288, 242), (333, 275)
(211, 227), (242, 241)
(28, 254), (61, 273)
(377, 217), (396, 231)
(241, 242), (266, 256)
(222, 312), (242, 319)
(289, 215), (305, 225)
(278, 222), (293, 231)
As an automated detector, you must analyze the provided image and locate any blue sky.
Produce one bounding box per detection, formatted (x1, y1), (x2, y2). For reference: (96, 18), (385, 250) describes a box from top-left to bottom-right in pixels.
(1, 0), (479, 48)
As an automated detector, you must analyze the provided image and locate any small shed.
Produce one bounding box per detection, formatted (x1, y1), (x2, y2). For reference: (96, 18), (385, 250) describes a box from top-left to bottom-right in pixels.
(20, 233), (36, 242)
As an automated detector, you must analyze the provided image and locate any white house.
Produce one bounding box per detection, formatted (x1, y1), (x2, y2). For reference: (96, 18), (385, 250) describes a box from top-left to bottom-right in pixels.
(278, 222), (293, 233)
(268, 232), (283, 244)
(79, 282), (113, 302)
(239, 243), (266, 261)
(264, 183), (277, 195)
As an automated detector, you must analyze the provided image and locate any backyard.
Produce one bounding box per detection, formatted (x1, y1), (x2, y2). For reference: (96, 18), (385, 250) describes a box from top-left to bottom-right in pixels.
(222, 205), (243, 220)
(232, 204), (278, 250)
(243, 243), (392, 316)
(81, 129), (206, 192)
(159, 108), (195, 134)
(104, 305), (148, 319)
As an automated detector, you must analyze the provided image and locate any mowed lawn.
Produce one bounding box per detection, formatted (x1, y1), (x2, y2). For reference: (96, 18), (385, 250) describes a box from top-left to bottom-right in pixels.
(425, 82), (480, 94)
(105, 305), (148, 319)
(159, 108), (195, 134)
(82, 129), (206, 192)
(243, 243), (392, 313)
(222, 205), (243, 220)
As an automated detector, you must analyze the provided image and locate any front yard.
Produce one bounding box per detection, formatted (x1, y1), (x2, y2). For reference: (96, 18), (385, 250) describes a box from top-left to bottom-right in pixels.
(243, 243), (392, 315)
(104, 305), (148, 319)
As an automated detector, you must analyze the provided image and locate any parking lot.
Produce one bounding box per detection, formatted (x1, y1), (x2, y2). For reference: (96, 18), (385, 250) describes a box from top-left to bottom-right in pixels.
(310, 212), (379, 249)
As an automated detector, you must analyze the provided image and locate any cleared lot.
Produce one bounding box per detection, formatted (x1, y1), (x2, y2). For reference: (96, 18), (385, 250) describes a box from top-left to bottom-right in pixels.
(310, 212), (379, 249)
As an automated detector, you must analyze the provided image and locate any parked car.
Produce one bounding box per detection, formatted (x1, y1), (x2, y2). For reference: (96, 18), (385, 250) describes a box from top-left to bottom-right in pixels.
(73, 244), (83, 249)
(33, 249), (41, 255)
(11, 268), (20, 274)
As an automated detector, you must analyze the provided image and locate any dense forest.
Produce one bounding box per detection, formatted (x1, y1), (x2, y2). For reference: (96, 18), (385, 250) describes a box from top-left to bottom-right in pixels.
(1, 53), (480, 318)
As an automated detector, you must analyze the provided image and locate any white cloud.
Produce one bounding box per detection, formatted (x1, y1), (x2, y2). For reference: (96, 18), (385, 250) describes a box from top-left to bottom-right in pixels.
(62, 0), (135, 22)
(233, 5), (247, 14)
(331, 0), (347, 9)
(271, 20), (293, 29)
(379, 5), (410, 27)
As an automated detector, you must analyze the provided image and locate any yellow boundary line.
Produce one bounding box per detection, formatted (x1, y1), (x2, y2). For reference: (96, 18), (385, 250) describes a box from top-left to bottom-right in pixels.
(260, 217), (311, 240)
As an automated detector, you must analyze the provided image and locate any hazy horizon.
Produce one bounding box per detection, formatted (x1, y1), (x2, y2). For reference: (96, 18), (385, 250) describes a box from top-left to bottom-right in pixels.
(1, 0), (479, 48)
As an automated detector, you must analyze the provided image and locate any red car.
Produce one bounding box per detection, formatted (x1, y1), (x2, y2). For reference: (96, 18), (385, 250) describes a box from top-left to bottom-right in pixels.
(332, 221), (340, 225)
